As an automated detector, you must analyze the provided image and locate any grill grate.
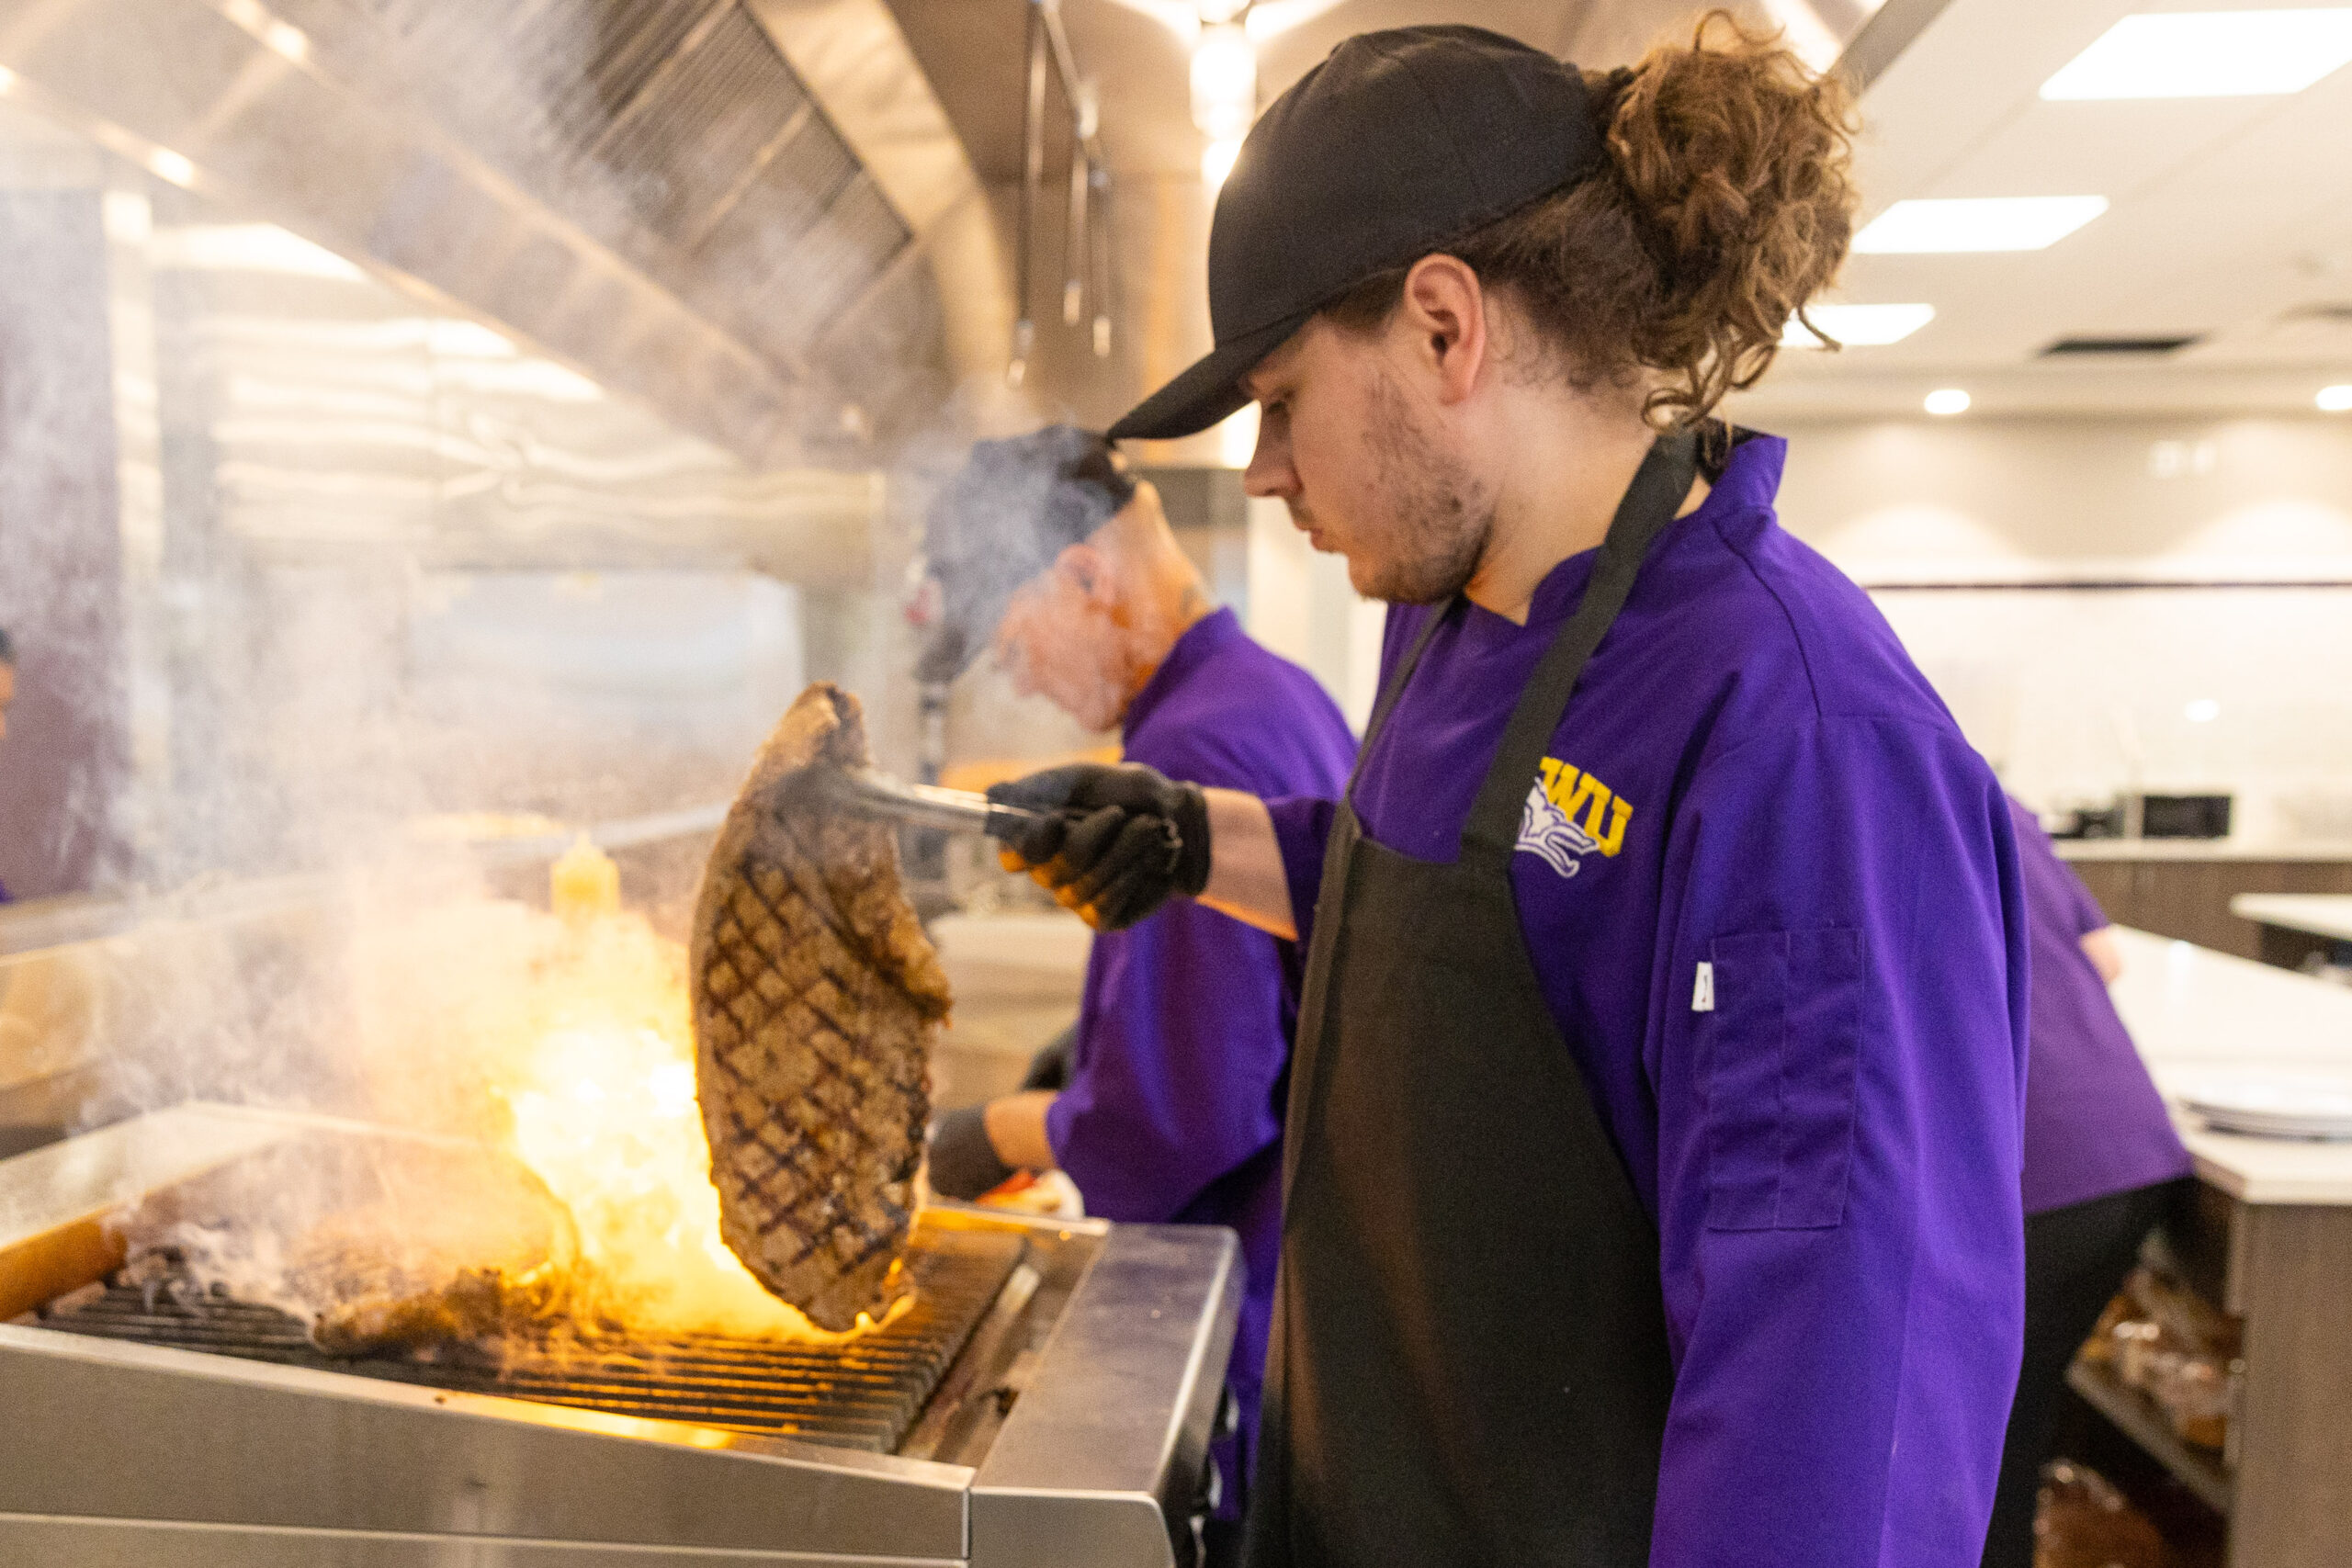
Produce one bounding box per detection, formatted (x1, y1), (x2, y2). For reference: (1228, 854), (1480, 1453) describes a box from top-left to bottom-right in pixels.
(35, 1224), (1023, 1455)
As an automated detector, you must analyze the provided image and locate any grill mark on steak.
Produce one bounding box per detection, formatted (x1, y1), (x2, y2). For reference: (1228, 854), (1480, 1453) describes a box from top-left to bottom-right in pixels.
(689, 683), (951, 1332)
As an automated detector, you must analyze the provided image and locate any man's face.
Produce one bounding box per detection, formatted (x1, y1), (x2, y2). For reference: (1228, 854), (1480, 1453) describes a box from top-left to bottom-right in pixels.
(991, 548), (1129, 732)
(1240, 316), (1493, 604)
(0, 661), (14, 744)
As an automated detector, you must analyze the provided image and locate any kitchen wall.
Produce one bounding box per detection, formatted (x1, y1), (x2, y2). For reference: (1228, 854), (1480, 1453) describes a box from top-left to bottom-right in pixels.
(1231, 412), (2352, 846)
(1773, 415), (2352, 841)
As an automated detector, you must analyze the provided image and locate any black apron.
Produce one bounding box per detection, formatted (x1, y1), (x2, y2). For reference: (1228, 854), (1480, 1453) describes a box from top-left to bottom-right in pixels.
(1242, 432), (1701, 1568)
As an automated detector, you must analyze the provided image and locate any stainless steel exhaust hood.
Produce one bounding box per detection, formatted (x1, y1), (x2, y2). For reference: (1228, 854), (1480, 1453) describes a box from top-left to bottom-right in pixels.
(0, 0), (993, 465)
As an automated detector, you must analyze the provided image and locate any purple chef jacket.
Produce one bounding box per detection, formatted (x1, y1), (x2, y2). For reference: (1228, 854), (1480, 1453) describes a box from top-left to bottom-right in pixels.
(1263, 434), (2030, 1567)
(1046, 606), (1355, 1517)
(2007, 796), (2192, 1216)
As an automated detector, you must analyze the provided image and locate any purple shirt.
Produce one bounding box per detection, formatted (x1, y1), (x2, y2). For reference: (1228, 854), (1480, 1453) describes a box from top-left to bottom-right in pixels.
(1046, 607), (1356, 1515)
(1265, 435), (2029, 1568)
(2007, 797), (2192, 1215)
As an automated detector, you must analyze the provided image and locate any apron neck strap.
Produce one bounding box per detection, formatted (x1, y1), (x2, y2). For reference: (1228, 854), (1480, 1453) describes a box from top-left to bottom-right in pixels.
(1354, 599), (1453, 765)
(1458, 428), (1702, 864)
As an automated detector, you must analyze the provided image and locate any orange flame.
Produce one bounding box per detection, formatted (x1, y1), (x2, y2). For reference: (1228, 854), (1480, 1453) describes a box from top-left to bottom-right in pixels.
(353, 849), (892, 1340)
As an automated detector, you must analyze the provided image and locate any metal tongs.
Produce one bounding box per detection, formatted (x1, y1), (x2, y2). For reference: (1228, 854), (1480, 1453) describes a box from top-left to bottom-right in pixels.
(821, 767), (1061, 844)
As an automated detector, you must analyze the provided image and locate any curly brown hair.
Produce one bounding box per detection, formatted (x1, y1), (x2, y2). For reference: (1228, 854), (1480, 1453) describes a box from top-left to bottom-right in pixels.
(1325, 11), (1859, 427)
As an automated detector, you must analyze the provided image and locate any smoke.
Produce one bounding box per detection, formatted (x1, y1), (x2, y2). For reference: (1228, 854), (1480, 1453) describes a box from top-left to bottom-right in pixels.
(876, 387), (1132, 782)
(115, 1118), (585, 1334)
(0, 187), (133, 900)
(0, 99), (793, 1311)
(0, 2), (1030, 1345)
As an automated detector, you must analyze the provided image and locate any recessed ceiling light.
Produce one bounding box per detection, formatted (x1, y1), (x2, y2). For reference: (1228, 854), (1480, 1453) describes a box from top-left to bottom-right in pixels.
(1924, 388), (1972, 416)
(1854, 197), (2109, 254)
(1782, 303), (1937, 348)
(2041, 10), (2352, 100)
(2184, 698), (2222, 723)
(146, 147), (197, 188)
(2319, 383), (2352, 412)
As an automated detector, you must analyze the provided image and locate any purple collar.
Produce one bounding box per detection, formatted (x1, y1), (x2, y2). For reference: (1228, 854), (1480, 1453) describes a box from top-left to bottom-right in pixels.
(1125, 605), (1245, 736)
(1502, 430), (1788, 632)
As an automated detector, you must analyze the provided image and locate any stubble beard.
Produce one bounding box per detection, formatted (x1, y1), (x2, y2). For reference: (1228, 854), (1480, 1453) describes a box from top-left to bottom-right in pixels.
(1347, 367), (1495, 605)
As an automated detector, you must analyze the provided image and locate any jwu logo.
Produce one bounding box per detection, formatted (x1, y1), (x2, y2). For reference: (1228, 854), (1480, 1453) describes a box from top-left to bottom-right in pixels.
(1516, 758), (1632, 879)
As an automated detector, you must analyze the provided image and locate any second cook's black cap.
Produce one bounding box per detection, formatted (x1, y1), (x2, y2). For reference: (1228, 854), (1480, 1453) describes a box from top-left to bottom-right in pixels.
(916, 425), (1135, 683)
(1109, 26), (1612, 443)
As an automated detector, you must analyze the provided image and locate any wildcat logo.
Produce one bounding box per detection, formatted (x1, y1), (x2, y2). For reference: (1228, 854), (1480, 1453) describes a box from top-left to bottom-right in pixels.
(1516, 759), (1633, 880)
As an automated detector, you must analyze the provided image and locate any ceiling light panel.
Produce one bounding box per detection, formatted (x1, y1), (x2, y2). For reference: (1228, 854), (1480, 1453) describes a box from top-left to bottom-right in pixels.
(2041, 9), (2352, 101)
(1853, 196), (2109, 254)
(1783, 303), (1937, 348)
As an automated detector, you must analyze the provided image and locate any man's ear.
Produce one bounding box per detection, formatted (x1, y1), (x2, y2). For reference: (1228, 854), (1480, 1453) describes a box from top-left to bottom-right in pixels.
(1056, 542), (1114, 605)
(1396, 254), (1487, 407)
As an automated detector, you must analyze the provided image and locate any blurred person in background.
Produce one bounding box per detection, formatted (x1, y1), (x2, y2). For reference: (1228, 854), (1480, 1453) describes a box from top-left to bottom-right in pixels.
(918, 427), (1356, 1561)
(1984, 796), (2195, 1568)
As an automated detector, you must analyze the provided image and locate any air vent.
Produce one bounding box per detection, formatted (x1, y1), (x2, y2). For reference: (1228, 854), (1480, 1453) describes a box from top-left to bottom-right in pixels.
(565, 0), (727, 139)
(595, 6), (810, 238)
(706, 166), (913, 364)
(2040, 335), (2203, 356)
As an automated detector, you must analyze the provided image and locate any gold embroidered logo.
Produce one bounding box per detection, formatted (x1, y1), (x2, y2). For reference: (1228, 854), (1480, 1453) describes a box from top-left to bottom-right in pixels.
(1516, 759), (1633, 878)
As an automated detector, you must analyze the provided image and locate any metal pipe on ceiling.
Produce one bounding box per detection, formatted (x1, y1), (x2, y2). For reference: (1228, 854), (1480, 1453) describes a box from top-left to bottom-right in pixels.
(1013, 0), (1047, 386)
(1010, 0), (1115, 385)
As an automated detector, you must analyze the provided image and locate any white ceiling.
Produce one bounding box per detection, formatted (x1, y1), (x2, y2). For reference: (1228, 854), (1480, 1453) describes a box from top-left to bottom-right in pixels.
(1737, 0), (2352, 422)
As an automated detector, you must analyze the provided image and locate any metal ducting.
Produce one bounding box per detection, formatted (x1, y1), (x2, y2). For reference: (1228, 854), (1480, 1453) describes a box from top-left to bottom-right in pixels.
(0, 0), (978, 464)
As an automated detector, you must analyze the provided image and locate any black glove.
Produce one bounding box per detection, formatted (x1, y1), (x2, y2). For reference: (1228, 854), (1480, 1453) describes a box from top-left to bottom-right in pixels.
(987, 762), (1212, 931)
(927, 1104), (1013, 1201)
(1020, 1024), (1076, 1092)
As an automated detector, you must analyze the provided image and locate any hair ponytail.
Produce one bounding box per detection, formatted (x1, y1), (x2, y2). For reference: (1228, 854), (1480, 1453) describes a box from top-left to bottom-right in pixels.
(1601, 11), (1859, 420)
(1327, 10), (1859, 426)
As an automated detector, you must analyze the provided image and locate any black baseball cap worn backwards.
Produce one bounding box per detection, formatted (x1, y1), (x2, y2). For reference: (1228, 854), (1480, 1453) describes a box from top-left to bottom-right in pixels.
(1109, 25), (1611, 443)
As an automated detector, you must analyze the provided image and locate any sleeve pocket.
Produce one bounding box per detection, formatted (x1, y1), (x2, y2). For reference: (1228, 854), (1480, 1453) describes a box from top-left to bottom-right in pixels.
(1701, 927), (1865, 1232)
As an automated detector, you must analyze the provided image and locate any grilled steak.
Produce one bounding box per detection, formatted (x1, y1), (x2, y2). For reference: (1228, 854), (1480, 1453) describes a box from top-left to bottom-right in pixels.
(690, 683), (952, 1332)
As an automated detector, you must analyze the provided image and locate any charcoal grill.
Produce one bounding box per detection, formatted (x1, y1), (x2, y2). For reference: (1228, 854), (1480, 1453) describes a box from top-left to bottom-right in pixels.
(0, 1105), (1240, 1568)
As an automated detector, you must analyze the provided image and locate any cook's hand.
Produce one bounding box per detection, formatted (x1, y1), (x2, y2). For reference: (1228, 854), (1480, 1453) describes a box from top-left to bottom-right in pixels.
(988, 763), (1212, 931)
(926, 1106), (1013, 1201)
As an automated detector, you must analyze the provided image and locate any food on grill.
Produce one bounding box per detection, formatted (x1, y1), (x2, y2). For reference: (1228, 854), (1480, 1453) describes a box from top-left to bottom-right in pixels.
(311, 1261), (582, 1355)
(118, 1133), (601, 1357)
(690, 683), (953, 1333)
(285, 1158), (612, 1358)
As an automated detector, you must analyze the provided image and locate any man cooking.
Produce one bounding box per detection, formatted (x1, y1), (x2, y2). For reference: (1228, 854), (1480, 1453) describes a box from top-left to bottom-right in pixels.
(917, 426), (1355, 1556)
(987, 22), (2030, 1568)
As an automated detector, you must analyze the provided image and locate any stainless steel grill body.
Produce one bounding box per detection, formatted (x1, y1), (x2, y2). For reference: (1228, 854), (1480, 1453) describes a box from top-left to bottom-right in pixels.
(0, 1106), (1240, 1567)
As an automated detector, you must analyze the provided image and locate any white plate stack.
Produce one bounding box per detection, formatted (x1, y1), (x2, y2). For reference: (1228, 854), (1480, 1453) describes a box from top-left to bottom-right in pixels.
(2180, 1073), (2352, 1141)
